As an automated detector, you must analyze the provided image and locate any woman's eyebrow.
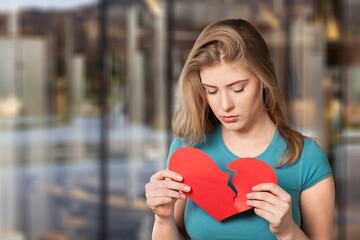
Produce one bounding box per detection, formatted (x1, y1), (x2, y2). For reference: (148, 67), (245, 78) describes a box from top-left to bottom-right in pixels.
(201, 79), (248, 88)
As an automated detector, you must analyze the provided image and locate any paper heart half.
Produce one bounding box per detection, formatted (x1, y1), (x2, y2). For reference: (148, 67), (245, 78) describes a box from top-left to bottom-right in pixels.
(169, 147), (277, 221)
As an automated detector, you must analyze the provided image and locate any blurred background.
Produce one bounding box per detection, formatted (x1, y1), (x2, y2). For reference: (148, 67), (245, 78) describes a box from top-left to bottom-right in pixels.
(0, 0), (359, 239)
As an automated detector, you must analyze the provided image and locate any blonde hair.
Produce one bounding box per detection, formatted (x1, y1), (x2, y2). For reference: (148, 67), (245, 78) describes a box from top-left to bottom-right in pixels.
(172, 19), (303, 166)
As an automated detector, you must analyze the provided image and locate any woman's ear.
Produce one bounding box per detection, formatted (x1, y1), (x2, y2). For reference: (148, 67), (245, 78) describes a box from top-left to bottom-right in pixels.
(262, 85), (269, 105)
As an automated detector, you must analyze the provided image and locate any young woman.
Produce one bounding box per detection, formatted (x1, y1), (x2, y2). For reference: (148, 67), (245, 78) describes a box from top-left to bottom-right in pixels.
(145, 19), (334, 240)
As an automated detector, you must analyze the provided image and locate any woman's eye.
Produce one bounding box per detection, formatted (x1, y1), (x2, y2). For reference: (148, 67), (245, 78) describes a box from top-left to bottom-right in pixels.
(207, 90), (217, 94)
(233, 88), (244, 93)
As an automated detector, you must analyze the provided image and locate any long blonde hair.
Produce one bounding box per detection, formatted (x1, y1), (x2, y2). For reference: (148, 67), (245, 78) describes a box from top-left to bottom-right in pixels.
(172, 19), (303, 166)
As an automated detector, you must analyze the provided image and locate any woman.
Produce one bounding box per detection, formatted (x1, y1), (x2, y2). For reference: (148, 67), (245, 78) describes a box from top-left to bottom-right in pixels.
(145, 19), (334, 239)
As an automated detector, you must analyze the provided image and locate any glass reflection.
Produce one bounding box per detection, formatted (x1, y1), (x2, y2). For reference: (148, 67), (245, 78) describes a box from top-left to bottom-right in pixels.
(0, 1), (103, 239)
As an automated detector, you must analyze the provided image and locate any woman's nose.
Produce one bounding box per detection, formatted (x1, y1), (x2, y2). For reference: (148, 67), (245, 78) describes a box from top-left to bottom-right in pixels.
(220, 92), (234, 111)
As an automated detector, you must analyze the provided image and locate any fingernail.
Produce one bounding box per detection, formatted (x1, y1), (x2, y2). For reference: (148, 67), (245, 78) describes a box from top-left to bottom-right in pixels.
(184, 186), (191, 192)
(176, 175), (183, 181)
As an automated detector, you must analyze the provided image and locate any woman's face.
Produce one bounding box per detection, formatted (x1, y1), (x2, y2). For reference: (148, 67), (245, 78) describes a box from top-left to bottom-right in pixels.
(200, 63), (267, 133)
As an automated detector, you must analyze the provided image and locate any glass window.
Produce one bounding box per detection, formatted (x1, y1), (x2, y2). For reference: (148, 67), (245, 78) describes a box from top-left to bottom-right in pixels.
(0, 1), (102, 239)
(105, 1), (169, 239)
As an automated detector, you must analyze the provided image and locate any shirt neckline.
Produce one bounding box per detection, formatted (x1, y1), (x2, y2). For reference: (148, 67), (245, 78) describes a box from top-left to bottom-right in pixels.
(217, 124), (279, 160)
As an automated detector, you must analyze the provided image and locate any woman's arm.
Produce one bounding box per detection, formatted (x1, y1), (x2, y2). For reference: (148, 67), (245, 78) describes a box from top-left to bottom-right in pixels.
(300, 176), (335, 239)
(247, 183), (309, 239)
(152, 197), (188, 240)
(246, 176), (335, 239)
(145, 169), (190, 240)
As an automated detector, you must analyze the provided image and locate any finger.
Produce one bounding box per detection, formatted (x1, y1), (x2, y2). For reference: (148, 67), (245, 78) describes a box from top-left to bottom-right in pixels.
(150, 188), (187, 200)
(252, 183), (291, 202)
(246, 189), (290, 211)
(145, 177), (191, 193)
(253, 208), (275, 224)
(246, 199), (283, 216)
(146, 190), (184, 210)
(246, 191), (278, 203)
(246, 192), (287, 210)
(147, 196), (175, 208)
(155, 180), (191, 193)
(150, 169), (183, 182)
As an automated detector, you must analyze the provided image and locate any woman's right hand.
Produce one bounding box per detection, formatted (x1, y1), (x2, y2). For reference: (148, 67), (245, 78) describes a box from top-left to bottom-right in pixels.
(145, 169), (191, 220)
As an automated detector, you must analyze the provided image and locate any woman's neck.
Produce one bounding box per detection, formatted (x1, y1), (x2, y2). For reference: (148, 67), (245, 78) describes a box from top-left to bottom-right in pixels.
(221, 114), (276, 158)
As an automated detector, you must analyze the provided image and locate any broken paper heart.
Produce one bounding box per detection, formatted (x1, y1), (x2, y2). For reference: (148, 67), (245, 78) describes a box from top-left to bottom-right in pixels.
(168, 147), (277, 221)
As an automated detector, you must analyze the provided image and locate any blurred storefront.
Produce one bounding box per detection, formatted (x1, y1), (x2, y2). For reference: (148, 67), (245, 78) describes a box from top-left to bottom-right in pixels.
(0, 0), (359, 239)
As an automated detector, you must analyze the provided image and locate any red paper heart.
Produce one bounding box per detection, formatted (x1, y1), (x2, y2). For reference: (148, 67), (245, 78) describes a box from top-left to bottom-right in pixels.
(169, 147), (277, 221)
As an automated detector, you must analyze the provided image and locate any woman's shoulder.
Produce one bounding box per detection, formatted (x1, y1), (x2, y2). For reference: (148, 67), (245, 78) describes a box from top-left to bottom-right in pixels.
(170, 137), (188, 150)
(168, 137), (191, 158)
(298, 136), (332, 190)
(302, 136), (326, 156)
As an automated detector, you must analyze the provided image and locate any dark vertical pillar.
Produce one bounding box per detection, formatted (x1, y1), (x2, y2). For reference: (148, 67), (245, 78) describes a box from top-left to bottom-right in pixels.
(337, 0), (347, 238)
(166, 0), (174, 147)
(99, 0), (109, 239)
(284, 0), (292, 111)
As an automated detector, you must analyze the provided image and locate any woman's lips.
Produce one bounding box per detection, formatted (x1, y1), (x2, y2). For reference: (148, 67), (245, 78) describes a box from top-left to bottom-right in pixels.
(221, 116), (238, 123)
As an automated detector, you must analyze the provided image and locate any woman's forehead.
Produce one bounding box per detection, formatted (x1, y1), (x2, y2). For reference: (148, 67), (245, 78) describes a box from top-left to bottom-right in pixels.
(200, 63), (256, 84)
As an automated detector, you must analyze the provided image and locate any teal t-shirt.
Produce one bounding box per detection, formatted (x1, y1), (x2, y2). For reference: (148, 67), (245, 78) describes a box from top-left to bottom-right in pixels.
(166, 125), (332, 240)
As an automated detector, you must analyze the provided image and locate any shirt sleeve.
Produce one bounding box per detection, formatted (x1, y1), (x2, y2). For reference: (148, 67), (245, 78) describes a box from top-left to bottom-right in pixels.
(301, 139), (333, 190)
(165, 138), (187, 168)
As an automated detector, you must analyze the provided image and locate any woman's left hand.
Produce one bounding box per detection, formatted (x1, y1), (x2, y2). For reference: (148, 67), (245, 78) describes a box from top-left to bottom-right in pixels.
(246, 183), (297, 238)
